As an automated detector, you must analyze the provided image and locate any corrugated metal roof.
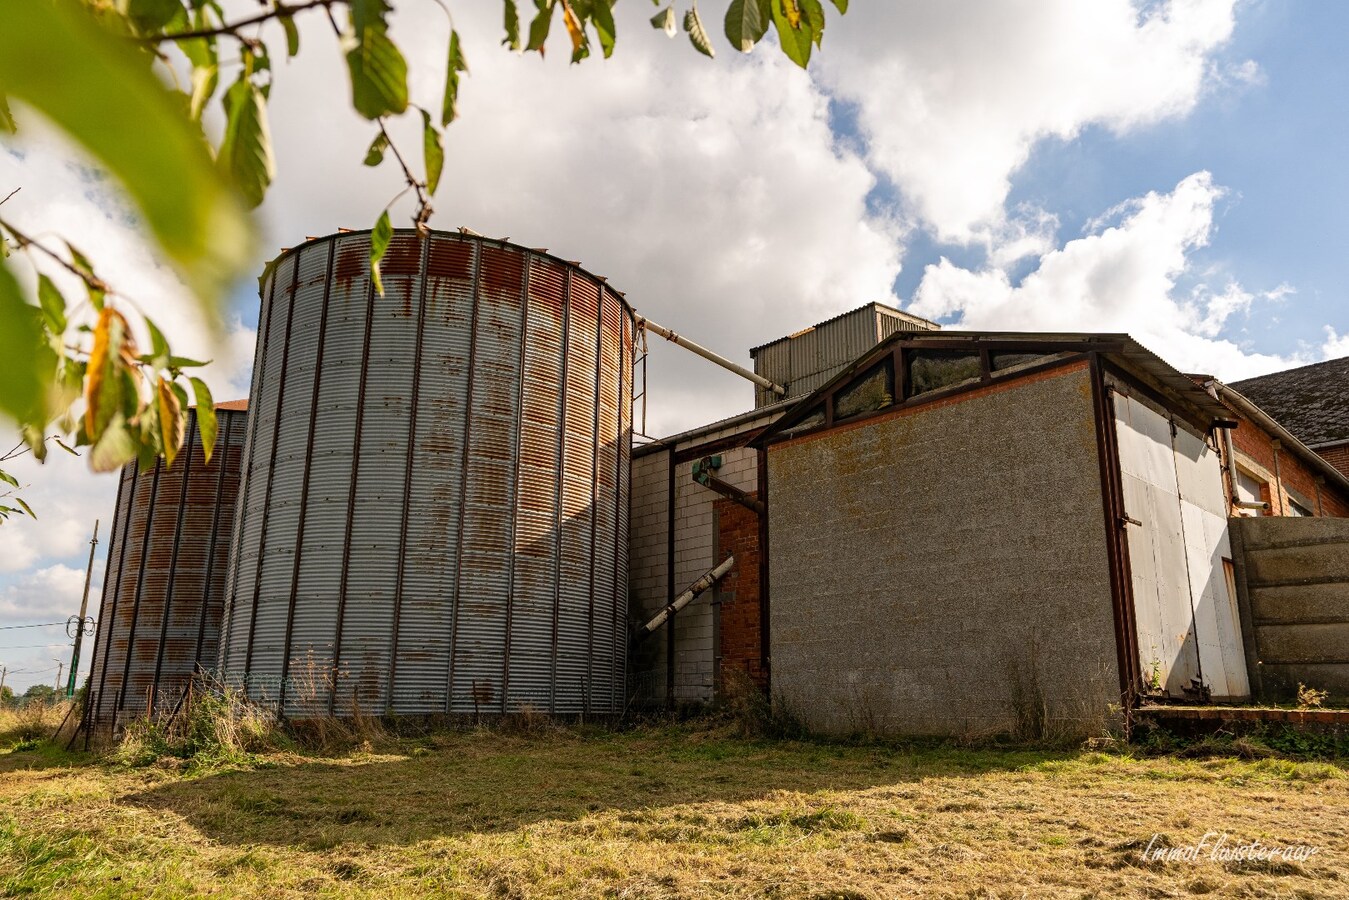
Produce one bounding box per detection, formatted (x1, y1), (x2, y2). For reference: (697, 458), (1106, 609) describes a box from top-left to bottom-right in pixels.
(214, 399), (248, 411)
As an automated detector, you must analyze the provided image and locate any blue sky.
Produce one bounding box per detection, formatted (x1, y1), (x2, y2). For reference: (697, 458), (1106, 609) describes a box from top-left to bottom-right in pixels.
(3, 0), (1349, 692)
(893, 1), (1348, 356)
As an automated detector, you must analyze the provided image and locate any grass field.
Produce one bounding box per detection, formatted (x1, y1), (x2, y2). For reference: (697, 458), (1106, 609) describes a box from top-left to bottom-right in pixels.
(0, 716), (1346, 898)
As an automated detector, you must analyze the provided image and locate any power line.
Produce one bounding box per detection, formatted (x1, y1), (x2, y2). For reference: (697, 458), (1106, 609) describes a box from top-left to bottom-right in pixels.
(0, 642), (73, 651)
(0, 622), (70, 631)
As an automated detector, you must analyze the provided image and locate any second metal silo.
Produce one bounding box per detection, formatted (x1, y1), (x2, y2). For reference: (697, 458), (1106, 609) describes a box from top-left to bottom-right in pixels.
(218, 229), (634, 717)
(85, 404), (248, 731)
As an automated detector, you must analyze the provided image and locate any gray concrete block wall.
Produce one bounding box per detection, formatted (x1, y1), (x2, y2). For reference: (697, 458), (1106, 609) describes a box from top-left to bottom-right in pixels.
(1229, 516), (1349, 703)
(628, 429), (763, 703)
(768, 365), (1122, 738)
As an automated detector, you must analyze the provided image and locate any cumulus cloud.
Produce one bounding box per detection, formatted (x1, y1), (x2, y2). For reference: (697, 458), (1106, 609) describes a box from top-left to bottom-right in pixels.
(819, 0), (1240, 241)
(908, 171), (1314, 380)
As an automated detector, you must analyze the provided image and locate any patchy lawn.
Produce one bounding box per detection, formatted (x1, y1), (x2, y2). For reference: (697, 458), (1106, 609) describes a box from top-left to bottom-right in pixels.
(0, 724), (1345, 898)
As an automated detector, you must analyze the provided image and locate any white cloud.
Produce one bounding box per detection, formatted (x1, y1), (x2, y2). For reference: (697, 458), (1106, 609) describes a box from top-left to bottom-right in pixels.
(1324, 327), (1349, 360)
(909, 171), (1313, 380)
(820, 0), (1240, 241)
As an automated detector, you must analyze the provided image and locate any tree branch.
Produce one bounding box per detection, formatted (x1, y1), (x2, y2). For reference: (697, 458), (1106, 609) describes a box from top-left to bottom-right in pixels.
(143, 0), (342, 45)
(0, 216), (112, 298)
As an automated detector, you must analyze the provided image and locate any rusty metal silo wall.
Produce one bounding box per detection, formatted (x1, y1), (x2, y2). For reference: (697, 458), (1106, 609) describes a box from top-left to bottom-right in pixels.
(85, 407), (248, 728)
(218, 230), (633, 717)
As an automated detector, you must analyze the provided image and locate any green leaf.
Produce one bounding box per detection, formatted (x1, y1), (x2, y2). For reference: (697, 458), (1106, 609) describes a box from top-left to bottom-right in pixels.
(770, 0), (812, 68)
(503, 0), (521, 50)
(189, 377), (217, 463)
(591, 0), (616, 57)
(144, 316), (170, 369)
(829, 0), (846, 12)
(684, 4), (715, 57)
(442, 29), (468, 127)
(369, 210), (392, 297)
(349, 0), (393, 37)
(725, 0), (770, 51)
(0, 0), (254, 308)
(802, 0), (826, 47)
(345, 26), (410, 119)
(65, 243), (105, 310)
(527, 0), (556, 53)
(54, 436), (79, 456)
(89, 412), (136, 473)
(125, 0), (184, 34)
(651, 5), (676, 37)
(363, 131), (390, 166)
(0, 93), (14, 134)
(421, 110), (444, 197)
(15, 496), (35, 519)
(35, 275), (67, 335)
(281, 14), (300, 57)
(168, 355), (209, 368)
(189, 63), (218, 122)
(217, 76), (275, 209)
(0, 261), (45, 425)
(0, 470), (17, 488)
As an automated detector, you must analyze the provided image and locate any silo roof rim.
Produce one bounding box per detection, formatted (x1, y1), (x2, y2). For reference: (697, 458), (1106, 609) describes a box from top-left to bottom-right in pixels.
(264, 227), (635, 315)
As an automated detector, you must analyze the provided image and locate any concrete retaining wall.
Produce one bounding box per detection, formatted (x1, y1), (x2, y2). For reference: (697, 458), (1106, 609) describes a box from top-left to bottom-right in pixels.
(1229, 516), (1349, 703)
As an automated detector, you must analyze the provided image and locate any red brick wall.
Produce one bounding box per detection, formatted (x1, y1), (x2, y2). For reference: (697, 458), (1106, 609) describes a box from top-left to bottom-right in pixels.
(1319, 441), (1349, 482)
(714, 496), (766, 690)
(1228, 418), (1349, 518)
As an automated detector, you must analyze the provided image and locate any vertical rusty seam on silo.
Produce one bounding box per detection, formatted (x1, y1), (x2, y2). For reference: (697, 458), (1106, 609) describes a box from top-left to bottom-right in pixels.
(386, 235), (432, 712)
(279, 238), (335, 716)
(611, 300), (628, 713)
(118, 458), (163, 713)
(665, 449), (676, 706)
(330, 241), (379, 716)
(194, 411), (235, 670)
(88, 465), (129, 724)
(585, 280), (603, 715)
(549, 267), (573, 715)
(500, 251), (532, 713)
(244, 254), (301, 695)
(445, 237), (484, 714)
(222, 268), (275, 675)
(150, 414), (197, 714)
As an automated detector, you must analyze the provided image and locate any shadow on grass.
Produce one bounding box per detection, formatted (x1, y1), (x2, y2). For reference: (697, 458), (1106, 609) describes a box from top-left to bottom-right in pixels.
(124, 726), (1079, 849)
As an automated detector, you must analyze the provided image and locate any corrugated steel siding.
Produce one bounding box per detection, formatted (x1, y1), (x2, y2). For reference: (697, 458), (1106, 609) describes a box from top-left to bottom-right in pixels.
(220, 231), (633, 716)
(85, 408), (247, 728)
(752, 303), (936, 406)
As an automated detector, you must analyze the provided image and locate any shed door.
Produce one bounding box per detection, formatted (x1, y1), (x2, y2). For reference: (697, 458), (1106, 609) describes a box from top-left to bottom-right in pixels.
(1113, 393), (1249, 700)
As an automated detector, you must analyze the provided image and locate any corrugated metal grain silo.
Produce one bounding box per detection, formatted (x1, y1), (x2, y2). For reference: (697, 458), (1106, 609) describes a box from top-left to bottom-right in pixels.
(218, 229), (634, 717)
(86, 404), (248, 728)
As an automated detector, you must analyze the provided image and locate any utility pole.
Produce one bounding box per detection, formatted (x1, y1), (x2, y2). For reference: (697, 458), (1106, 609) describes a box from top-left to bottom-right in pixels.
(66, 520), (99, 698)
(54, 661), (64, 691)
(0, 666), (7, 701)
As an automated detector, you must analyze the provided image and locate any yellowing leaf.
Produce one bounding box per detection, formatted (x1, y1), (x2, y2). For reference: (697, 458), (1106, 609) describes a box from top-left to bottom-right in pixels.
(560, 0), (587, 61)
(442, 30), (468, 126)
(684, 4), (715, 58)
(651, 6), (677, 37)
(369, 210), (393, 297)
(156, 376), (184, 467)
(84, 307), (132, 439)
